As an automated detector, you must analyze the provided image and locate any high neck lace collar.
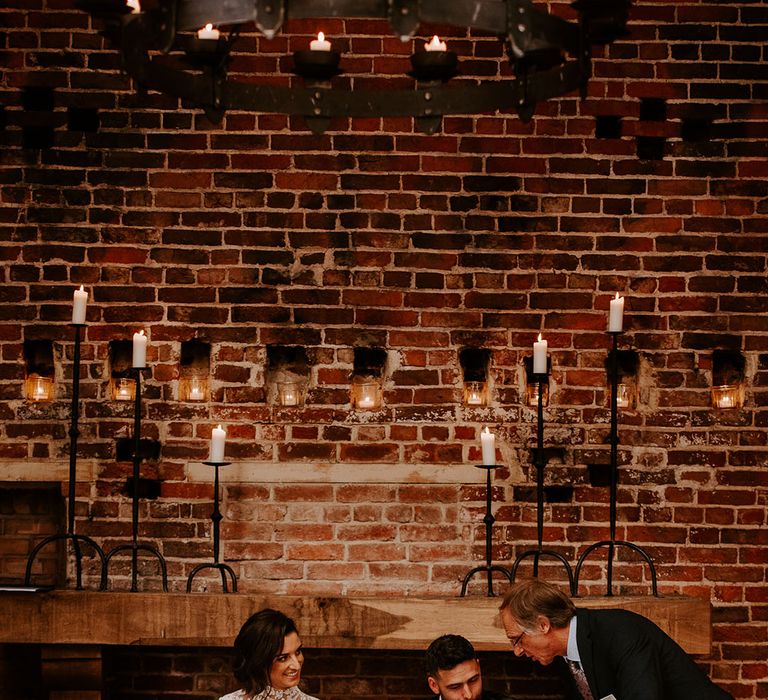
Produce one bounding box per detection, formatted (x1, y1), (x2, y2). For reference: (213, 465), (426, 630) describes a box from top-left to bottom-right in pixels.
(252, 687), (304, 700)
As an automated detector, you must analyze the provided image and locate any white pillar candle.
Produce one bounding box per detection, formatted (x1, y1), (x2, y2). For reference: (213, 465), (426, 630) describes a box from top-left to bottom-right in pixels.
(72, 285), (88, 324)
(197, 23), (220, 40)
(132, 330), (147, 368)
(310, 31), (331, 51)
(209, 424), (226, 462)
(608, 292), (624, 332)
(425, 35), (447, 52)
(533, 333), (548, 374)
(480, 427), (496, 466)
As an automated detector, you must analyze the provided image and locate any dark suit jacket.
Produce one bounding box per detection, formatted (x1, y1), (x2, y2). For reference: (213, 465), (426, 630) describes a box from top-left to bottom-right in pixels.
(562, 608), (733, 700)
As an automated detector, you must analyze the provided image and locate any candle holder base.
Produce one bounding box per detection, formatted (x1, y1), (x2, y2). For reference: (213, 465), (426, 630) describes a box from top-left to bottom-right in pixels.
(510, 547), (576, 595)
(574, 539), (658, 597)
(105, 543), (168, 592)
(293, 50), (342, 80)
(186, 562), (238, 593)
(409, 50), (458, 82)
(25, 534), (106, 591)
(460, 465), (513, 597)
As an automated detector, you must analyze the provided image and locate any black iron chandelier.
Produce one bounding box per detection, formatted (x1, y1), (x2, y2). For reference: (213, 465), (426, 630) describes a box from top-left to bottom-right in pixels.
(82, 0), (631, 133)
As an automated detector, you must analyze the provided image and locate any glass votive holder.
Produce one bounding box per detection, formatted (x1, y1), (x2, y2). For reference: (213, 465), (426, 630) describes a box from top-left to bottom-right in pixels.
(113, 377), (136, 402)
(711, 383), (742, 409)
(351, 379), (382, 410)
(463, 381), (488, 407)
(26, 374), (54, 402)
(180, 375), (208, 402)
(277, 380), (305, 407)
(526, 381), (549, 407)
(616, 382), (631, 409)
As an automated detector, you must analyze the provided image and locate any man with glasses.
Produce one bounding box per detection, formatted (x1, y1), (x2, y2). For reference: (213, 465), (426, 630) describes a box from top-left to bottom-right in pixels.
(499, 579), (733, 700)
(425, 634), (516, 700)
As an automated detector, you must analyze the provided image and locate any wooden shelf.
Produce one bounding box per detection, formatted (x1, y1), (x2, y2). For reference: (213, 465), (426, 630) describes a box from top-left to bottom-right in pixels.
(0, 590), (710, 654)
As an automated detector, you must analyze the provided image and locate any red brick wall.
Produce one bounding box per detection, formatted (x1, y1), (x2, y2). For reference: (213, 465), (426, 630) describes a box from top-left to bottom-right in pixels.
(103, 646), (566, 700)
(1, 1), (768, 698)
(0, 487), (63, 585)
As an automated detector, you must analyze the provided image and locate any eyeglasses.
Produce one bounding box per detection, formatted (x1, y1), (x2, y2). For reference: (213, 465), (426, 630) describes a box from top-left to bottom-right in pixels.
(509, 631), (526, 649)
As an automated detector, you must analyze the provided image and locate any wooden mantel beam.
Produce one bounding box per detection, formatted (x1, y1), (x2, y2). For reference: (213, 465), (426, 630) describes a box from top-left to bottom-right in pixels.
(0, 591), (710, 654)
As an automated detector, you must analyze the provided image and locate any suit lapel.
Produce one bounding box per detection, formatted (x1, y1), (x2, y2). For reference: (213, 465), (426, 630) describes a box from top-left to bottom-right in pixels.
(575, 609), (599, 698)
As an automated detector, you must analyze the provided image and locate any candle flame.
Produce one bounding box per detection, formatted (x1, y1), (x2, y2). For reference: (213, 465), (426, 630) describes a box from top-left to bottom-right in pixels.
(317, 31), (325, 42)
(538, 332), (542, 342)
(204, 23), (213, 32)
(483, 426), (490, 434)
(615, 292), (620, 300)
(429, 35), (441, 47)
(216, 424), (222, 430)
(137, 330), (145, 337)
(78, 284), (84, 292)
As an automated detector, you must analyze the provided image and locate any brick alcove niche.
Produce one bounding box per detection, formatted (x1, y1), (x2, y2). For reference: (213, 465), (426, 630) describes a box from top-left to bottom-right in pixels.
(0, 486), (63, 587)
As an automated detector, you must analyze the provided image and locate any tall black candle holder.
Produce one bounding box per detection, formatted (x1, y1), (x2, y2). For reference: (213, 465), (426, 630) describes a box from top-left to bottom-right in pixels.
(105, 366), (168, 592)
(186, 461), (238, 593)
(574, 331), (658, 596)
(25, 323), (106, 590)
(460, 462), (513, 597)
(510, 369), (576, 595)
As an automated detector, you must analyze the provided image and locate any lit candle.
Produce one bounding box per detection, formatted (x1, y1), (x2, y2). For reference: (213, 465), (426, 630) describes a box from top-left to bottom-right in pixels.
(480, 427), (496, 466)
(357, 394), (375, 409)
(609, 292), (624, 332)
(356, 381), (378, 408)
(126, 0), (141, 13)
(197, 23), (220, 40)
(132, 330), (147, 368)
(281, 386), (298, 406)
(616, 383), (630, 408)
(29, 376), (52, 401)
(33, 379), (47, 399)
(188, 377), (206, 401)
(72, 285), (88, 324)
(209, 424), (226, 462)
(309, 31), (331, 51)
(115, 378), (134, 401)
(533, 333), (548, 374)
(467, 388), (483, 405)
(425, 35), (447, 52)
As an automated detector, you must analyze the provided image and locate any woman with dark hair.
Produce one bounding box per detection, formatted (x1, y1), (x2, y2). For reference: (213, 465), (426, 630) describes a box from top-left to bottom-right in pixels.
(220, 608), (320, 700)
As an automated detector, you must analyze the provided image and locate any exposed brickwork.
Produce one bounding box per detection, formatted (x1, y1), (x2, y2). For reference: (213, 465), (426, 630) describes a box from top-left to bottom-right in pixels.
(1, 1), (767, 698)
(103, 646), (567, 700)
(0, 487), (62, 585)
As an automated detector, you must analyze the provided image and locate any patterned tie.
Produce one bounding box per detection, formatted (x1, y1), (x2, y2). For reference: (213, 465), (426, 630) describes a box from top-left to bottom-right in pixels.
(567, 659), (595, 700)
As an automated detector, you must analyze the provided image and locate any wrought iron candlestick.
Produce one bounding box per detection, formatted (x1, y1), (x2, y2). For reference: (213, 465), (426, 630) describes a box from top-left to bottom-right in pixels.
(105, 366), (168, 592)
(510, 368), (575, 594)
(187, 461), (238, 593)
(460, 462), (513, 597)
(25, 323), (106, 590)
(574, 331), (658, 596)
